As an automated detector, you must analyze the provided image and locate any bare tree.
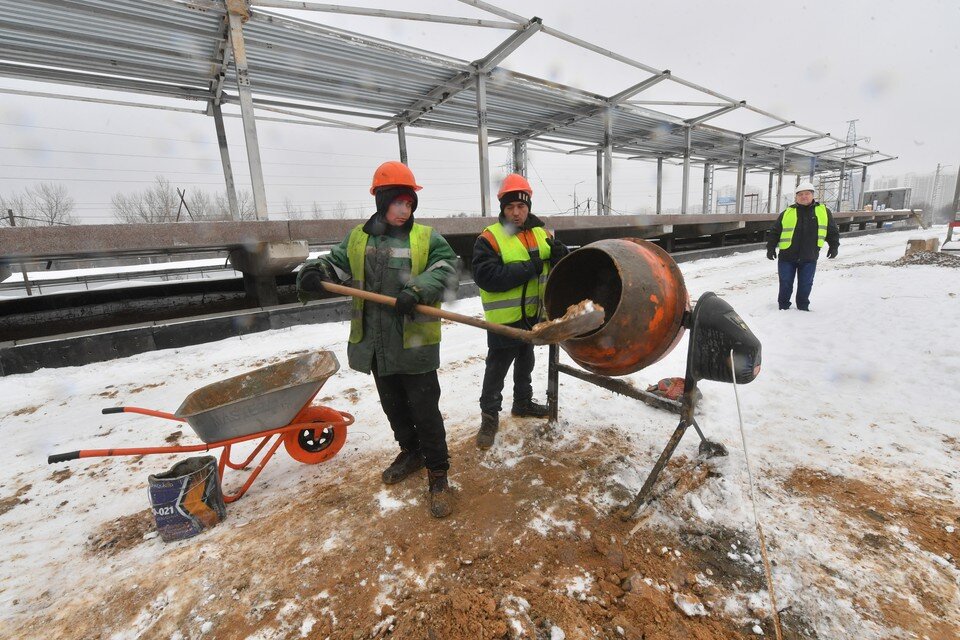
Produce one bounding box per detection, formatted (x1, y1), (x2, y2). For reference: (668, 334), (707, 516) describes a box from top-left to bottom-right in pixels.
(185, 190), (212, 220)
(1, 183), (76, 226)
(283, 197), (304, 220)
(331, 200), (349, 220)
(212, 189), (257, 221)
(112, 176), (180, 223)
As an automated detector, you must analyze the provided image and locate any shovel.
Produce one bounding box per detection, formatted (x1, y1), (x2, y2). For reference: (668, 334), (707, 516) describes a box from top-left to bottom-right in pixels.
(319, 282), (604, 345)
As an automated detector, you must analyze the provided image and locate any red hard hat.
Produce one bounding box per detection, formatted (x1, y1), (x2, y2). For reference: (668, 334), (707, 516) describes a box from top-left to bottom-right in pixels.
(497, 173), (533, 200)
(370, 161), (423, 195)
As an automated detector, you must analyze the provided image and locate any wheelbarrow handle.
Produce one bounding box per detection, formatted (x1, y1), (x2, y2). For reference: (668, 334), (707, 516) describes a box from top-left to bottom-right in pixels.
(102, 406), (184, 422)
(48, 451), (80, 464)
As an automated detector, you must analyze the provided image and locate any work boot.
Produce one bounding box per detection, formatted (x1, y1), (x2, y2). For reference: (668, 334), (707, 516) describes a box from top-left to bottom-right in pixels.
(381, 448), (425, 485)
(475, 412), (499, 450)
(511, 398), (550, 418)
(428, 469), (452, 518)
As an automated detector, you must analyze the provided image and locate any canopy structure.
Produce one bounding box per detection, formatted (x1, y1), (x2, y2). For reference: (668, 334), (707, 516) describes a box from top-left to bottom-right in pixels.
(0, 0), (897, 217)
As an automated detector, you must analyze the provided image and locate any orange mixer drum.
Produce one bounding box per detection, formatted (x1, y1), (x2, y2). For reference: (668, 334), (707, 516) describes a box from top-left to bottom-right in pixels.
(543, 238), (689, 376)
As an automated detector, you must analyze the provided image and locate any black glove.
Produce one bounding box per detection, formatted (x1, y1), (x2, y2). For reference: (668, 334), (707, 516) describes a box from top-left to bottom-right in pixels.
(827, 246), (838, 259)
(547, 236), (569, 263)
(767, 248), (776, 261)
(395, 290), (419, 318)
(527, 255), (545, 275)
(298, 266), (332, 293)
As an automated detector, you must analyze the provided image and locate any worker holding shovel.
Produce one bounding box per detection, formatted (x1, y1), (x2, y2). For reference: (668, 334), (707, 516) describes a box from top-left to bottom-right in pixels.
(297, 161), (459, 518)
(472, 174), (569, 449)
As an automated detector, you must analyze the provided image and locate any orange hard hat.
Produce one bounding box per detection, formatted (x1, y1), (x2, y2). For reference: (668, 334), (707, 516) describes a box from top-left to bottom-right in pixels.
(370, 161), (423, 195)
(497, 173), (533, 200)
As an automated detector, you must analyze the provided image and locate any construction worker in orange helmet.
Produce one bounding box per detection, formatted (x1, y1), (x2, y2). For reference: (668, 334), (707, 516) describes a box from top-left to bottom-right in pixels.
(298, 161), (459, 518)
(471, 173), (569, 450)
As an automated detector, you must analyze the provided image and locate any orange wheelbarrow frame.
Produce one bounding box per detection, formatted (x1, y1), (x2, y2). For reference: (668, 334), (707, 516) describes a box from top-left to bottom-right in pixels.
(48, 395), (354, 503)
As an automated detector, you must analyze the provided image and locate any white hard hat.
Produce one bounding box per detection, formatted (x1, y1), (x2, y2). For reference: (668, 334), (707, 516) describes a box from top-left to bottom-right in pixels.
(795, 181), (816, 194)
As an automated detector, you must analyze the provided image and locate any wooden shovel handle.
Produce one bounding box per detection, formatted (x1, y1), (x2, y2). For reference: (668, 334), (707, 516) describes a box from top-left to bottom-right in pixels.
(319, 281), (536, 343)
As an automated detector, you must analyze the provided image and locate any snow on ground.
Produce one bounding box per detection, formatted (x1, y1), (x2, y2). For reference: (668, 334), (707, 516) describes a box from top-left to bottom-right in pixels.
(0, 226), (957, 638)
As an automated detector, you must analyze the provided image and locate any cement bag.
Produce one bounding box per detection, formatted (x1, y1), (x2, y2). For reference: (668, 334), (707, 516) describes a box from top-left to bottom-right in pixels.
(148, 456), (226, 542)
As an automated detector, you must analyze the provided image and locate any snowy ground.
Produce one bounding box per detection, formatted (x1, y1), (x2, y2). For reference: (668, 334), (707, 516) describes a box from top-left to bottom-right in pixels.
(0, 226), (957, 639)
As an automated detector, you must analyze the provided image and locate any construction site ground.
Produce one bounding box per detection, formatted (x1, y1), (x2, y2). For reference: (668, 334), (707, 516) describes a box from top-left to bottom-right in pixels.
(1, 226), (957, 639)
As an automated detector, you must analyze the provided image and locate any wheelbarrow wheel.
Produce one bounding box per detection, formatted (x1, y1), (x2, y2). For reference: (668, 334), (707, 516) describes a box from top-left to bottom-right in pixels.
(283, 406), (348, 464)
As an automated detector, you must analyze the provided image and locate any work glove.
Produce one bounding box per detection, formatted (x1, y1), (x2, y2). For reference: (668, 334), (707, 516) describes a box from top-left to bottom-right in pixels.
(827, 246), (838, 259)
(527, 254), (545, 275)
(766, 248), (776, 261)
(299, 264), (336, 292)
(395, 290), (419, 318)
(546, 236), (569, 263)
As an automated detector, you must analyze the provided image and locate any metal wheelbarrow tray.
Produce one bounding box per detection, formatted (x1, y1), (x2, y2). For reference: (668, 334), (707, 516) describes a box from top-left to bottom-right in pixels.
(48, 351), (354, 502)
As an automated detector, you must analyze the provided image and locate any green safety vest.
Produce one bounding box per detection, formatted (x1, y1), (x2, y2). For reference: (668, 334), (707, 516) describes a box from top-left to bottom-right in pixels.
(479, 223), (551, 324)
(779, 204), (828, 250)
(346, 223), (441, 348)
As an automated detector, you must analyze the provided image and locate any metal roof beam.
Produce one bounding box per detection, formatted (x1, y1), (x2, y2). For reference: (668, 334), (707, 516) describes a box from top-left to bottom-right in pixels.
(250, 2), (521, 29)
(746, 121), (795, 139)
(783, 134), (829, 149)
(455, 0), (528, 24)
(812, 144), (857, 157)
(375, 17), (542, 132)
(684, 101), (744, 126)
(608, 71), (671, 103)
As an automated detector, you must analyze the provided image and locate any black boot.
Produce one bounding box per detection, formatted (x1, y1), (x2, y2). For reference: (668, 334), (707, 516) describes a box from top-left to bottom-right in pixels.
(428, 469), (452, 518)
(511, 398), (550, 418)
(475, 412), (499, 450)
(381, 448), (425, 485)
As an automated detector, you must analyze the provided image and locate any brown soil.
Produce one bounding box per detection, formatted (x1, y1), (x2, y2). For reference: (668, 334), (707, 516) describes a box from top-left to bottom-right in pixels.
(891, 250), (960, 268)
(129, 382), (166, 394)
(87, 509), (156, 556)
(785, 467), (960, 639)
(0, 484), (32, 517)
(9, 422), (799, 640)
(10, 405), (39, 416)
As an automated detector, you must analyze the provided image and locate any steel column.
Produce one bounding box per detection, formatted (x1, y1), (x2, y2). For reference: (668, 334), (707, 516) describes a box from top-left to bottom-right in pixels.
(836, 160), (847, 211)
(603, 109), (613, 215)
(227, 9), (268, 220)
(656, 157), (663, 214)
(735, 138), (746, 214)
(858, 166), (868, 210)
(596, 150), (603, 215)
(398, 123), (408, 164)
(512, 138), (526, 174)
(767, 171), (774, 213)
(702, 163), (712, 214)
(776, 150), (785, 213)
(211, 101), (240, 220)
(681, 127), (691, 214)
(476, 72), (491, 216)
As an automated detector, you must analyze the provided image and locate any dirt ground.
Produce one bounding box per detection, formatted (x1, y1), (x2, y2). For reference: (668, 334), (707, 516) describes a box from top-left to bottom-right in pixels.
(7, 416), (956, 640)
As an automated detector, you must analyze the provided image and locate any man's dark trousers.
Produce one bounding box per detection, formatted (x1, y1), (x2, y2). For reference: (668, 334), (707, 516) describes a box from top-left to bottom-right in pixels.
(480, 343), (535, 414)
(778, 260), (817, 310)
(372, 366), (449, 471)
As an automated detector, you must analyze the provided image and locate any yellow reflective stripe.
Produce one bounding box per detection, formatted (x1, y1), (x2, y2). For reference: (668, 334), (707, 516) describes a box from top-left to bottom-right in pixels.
(347, 225), (368, 344)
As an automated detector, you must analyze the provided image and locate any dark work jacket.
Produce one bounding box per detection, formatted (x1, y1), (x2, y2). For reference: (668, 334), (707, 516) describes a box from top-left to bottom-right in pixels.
(766, 201), (840, 262)
(472, 212), (569, 348)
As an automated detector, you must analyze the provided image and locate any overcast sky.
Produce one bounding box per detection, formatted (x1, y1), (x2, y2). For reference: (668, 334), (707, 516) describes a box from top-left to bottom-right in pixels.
(1, 0), (957, 222)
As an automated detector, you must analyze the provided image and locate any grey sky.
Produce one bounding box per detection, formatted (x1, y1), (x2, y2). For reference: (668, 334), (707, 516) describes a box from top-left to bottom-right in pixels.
(0, 0), (957, 222)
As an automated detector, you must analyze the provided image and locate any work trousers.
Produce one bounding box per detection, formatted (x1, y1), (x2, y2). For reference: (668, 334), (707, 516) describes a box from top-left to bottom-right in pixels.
(778, 260), (817, 310)
(372, 365), (449, 472)
(479, 343), (535, 415)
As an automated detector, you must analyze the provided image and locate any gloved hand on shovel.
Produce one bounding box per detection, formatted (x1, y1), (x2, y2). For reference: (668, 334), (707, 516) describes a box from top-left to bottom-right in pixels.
(297, 263), (337, 303)
(395, 290), (419, 318)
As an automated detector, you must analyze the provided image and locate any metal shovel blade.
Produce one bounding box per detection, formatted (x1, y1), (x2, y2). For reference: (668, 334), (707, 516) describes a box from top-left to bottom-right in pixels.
(528, 300), (605, 345)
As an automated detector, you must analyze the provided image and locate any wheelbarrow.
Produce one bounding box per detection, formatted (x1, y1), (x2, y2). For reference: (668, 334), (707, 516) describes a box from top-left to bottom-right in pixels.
(47, 351), (354, 503)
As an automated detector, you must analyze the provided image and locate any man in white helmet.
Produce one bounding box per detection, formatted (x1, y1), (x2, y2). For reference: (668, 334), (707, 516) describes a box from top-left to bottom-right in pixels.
(766, 181), (839, 311)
